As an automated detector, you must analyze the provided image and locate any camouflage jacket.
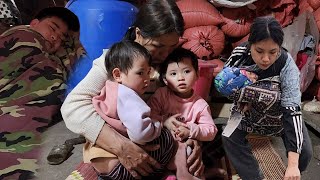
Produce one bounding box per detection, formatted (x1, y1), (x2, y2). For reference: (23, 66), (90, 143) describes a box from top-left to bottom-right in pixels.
(0, 26), (85, 179)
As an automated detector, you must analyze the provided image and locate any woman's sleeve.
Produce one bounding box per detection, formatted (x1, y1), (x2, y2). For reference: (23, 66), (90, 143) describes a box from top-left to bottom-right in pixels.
(61, 52), (108, 143)
(280, 53), (303, 153)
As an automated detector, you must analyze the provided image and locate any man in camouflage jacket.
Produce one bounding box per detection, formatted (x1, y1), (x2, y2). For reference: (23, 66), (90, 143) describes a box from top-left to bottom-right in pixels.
(0, 7), (83, 179)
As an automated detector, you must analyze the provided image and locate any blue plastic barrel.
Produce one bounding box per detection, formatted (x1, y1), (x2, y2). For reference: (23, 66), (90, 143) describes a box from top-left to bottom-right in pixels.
(66, 0), (138, 93)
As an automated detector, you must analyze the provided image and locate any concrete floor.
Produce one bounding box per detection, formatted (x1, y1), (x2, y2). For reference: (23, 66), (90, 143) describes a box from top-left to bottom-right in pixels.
(36, 121), (83, 180)
(37, 116), (320, 180)
(271, 127), (320, 180)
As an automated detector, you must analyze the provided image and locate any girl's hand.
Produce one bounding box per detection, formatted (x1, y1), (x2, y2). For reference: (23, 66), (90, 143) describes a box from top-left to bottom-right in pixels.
(175, 126), (190, 141)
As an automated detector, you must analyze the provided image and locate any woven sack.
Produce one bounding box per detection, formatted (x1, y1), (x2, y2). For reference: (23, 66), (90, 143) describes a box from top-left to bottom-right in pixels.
(220, 7), (253, 37)
(182, 25), (225, 60)
(308, 0), (320, 10)
(177, 0), (223, 29)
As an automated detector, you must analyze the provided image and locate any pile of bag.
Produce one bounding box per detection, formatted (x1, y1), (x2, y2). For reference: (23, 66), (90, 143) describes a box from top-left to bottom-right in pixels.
(176, 0), (320, 99)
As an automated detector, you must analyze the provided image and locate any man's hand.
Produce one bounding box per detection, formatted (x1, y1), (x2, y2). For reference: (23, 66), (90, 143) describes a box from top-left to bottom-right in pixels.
(117, 141), (161, 179)
(185, 139), (204, 177)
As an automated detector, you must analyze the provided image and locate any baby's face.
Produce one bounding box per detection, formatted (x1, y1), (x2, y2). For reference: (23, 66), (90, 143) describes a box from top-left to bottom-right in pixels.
(120, 57), (151, 96)
(240, 70), (258, 83)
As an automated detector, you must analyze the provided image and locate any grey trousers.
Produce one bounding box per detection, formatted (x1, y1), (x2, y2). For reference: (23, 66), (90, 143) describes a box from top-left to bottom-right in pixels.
(222, 122), (313, 180)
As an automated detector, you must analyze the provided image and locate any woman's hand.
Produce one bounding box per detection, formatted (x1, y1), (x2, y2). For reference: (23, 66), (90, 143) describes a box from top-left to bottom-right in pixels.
(96, 124), (161, 179)
(237, 102), (252, 113)
(185, 139), (204, 177)
(117, 142), (161, 179)
(284, 151), (300, 180)
(284, 166), (300, 180)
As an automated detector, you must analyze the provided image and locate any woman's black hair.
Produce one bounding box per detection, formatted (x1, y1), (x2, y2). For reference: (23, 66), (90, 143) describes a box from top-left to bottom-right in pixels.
(248, 16), (283, 47)
(105, 41), (151, 79)
(160, 48), (198, 81)
(124, 0), (184, 40)
(34, 7), (80, 32)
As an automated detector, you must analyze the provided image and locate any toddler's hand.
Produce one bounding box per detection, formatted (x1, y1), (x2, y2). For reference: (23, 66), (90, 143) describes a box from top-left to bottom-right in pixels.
(175, 126), (190, 141)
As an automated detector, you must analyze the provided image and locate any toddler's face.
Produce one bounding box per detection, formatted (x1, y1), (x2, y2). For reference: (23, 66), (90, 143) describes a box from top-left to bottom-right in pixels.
(163, 57), (198, 98)
(120, 57), (151, 96)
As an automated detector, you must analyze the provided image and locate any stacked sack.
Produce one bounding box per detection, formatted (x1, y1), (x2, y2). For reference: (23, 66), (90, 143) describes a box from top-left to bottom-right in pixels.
(176, 0), (320, 99)
(177, 0), (225, 77)
(299, 0), (320, 29)
(218, 0), (297, 48)
(177, 0), (299, 78)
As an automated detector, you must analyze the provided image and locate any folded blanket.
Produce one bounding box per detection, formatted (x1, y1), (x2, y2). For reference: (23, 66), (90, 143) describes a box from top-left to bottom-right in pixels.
(0, 26), (85, 179)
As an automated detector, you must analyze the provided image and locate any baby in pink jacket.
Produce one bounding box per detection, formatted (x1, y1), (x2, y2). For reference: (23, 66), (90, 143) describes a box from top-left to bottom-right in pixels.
(89, 41), (162, 179)
(148, 48), (218, 180)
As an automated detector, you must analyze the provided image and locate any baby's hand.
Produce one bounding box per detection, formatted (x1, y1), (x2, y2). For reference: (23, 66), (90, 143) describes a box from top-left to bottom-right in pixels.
(240, 70), (258, 83)
(175, 126), (190, 141)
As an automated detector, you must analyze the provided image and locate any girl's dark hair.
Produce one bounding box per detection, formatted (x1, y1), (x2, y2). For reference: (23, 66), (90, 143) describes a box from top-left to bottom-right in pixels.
(35, 7), (80, 32)
(124, 0), (184, 40)
(248, 16), (283, 47)
(160, 48), (198, 80)
(105, 41), (151, 79)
